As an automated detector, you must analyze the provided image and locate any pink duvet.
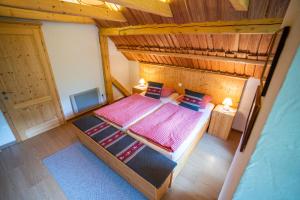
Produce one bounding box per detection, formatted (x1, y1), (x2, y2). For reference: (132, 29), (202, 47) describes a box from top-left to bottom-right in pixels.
(94, 94), (160, 128)
(129, 103), (203, 152)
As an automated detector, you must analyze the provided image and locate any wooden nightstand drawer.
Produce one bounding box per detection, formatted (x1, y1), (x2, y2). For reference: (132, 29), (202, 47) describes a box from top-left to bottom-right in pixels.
(208, 105), (236, 140)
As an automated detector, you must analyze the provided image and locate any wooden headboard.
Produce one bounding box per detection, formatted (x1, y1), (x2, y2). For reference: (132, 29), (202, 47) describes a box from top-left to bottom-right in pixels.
(140, 63), (246, 107)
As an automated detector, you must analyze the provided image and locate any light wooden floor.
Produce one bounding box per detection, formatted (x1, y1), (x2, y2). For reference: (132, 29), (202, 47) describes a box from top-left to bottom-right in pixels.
(0, 121), (241, 200)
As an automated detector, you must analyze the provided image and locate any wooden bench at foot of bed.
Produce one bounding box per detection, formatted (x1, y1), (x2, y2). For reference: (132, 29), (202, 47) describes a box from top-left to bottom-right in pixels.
(73, 115), (176, 200)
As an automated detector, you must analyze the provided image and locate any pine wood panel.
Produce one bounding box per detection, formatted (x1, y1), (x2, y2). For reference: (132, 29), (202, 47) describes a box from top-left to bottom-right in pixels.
(110, 33), (273, 79)
(104, 0), (173, 17)
(101, 0), (289, 79)
(101, 18), (282, 36)
(208, 105), (237, 140)
(0, 0), (126, 22)
(97, 0), (290, 27)
(0, 5), (96, 24)
(140, 63), (246, 107)
(0, 22), (64, 141)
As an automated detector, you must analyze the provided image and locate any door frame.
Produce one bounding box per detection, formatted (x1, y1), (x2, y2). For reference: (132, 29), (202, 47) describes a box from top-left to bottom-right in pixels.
(0, 20), (65, 142)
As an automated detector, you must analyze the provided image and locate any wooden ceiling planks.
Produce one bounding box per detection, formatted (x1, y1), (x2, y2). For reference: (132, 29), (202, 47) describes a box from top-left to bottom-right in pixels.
(97, 0), (289, 27)
(102, 0), (289, 79)
(110, 32), (275, 78)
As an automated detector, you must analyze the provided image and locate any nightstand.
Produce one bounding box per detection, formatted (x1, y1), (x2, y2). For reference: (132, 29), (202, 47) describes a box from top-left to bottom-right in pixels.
(208, 105), (237, 140)
(132, 85), (147, 94)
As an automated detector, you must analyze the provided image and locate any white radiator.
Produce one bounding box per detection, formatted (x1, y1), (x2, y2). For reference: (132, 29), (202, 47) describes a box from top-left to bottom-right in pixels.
(70, 88), (105, 113)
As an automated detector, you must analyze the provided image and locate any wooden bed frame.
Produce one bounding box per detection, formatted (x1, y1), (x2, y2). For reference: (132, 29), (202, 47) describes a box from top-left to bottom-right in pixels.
(74, 127), (172, 200)
(171, 120), (210, 179)
(105, 115), (210, 180)
(73, 106), (211, 199)
(126, 119), (210, 180)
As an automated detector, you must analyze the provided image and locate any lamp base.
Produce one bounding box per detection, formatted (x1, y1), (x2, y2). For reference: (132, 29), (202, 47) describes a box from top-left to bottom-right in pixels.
(222, 105), (231, 112)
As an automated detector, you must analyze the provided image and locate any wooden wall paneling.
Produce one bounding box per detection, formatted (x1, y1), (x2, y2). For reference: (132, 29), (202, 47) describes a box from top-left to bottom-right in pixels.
(197, 59), (206, 70)
(140, 63), (246, 107)
(234, 62), (246, 75)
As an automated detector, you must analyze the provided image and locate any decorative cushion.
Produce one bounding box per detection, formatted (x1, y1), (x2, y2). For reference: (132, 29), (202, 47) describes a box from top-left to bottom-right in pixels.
(161, 87), (175, 97)
(179, 89), (211, 111)
(145, 81), (163, 99)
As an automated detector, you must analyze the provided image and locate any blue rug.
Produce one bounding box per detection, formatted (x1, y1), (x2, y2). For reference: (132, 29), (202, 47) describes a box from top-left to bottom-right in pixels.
(43, 142), (146, 200)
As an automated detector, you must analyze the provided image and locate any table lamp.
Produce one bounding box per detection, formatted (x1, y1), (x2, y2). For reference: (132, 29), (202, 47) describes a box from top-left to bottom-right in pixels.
(222, 97), (233, 111)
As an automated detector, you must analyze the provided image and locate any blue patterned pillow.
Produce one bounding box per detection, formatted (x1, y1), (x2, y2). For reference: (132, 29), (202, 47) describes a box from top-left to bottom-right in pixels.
(179, 89), (205, 111)
(145, 81), (163, 99)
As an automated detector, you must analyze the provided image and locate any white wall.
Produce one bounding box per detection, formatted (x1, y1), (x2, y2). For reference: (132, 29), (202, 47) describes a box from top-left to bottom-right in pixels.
(0, 111), (16, 149)
(42, 22), (105, 119)
(129, 61), (140, 87)
(108, 38), (139, 99)
(232, 77), (260, 132)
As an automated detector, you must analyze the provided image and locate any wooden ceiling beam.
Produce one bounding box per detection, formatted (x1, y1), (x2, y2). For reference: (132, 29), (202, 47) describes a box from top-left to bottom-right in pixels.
(228, 0), (249, 11)
(0, 6), (95, 24)
(0, 0), (126, 22)
(104, 0), (173, 17)
(118, 48), (268, 65)
(99, 35), (114, 104)
(100, 18), (283, 36)
(112, 76), (131, 97)
(141, 62), (249, 79)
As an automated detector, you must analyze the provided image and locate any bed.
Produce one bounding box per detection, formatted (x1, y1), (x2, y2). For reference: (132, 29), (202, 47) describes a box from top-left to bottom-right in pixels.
(94, 92), (178, 131)
(73, 115), (176, 200)
(127, 101), (214, 178)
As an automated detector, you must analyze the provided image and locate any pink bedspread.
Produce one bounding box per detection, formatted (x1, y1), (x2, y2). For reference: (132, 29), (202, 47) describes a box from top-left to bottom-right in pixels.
(94, 94), (160, 128)
(129, 103), (203, 152)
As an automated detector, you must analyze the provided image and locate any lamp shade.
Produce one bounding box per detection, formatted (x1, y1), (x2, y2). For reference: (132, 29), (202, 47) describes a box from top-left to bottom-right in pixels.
(138, 78), (146, 86)
(222, 97), (233, 107)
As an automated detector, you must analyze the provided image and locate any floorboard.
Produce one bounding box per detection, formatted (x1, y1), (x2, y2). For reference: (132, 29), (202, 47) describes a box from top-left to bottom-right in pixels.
(0, 121), (240, 200)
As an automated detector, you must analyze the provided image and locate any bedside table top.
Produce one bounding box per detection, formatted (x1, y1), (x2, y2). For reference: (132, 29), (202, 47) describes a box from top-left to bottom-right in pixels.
(133, 85), (147, 90)
(214, 105), (237, 117)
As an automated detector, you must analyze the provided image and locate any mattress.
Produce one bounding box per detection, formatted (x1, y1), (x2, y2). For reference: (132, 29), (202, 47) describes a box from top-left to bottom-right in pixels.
(98, 93), (179, 131)
(127, 102), (215, 161)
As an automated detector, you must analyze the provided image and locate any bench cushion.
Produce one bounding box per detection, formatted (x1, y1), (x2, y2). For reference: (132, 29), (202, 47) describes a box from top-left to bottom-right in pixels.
(73, 115), (176, 188)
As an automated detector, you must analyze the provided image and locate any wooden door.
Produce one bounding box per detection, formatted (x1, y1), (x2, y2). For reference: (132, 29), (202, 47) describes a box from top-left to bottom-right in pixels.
(0, 22), (64, 141)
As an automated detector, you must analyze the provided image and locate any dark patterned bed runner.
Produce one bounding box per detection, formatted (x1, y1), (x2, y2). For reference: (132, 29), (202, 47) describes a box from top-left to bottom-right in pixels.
(73, 115), (177, 188)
